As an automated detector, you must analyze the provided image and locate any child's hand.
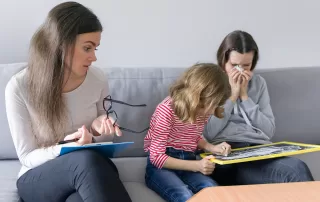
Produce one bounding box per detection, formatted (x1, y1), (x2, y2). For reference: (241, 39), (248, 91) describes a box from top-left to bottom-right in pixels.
(196, 155), (215, 175)
(210, 142), (231, 156)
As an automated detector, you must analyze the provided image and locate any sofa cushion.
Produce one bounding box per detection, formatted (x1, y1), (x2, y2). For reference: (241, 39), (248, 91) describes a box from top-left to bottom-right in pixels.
(104, 67), (185, 157)
(256, 67), (320, 144)
(0, 160), (21, 202)
(123, 182), (165, 202)
(113, 157), (147, 183)
(0, 63), (27, 160)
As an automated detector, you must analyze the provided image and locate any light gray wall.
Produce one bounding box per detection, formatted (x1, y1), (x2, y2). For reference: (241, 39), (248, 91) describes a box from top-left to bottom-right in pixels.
(0, 0), (319, 69)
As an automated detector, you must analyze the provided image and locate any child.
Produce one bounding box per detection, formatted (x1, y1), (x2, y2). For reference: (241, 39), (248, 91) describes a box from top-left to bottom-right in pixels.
(144, 63), (232, 202)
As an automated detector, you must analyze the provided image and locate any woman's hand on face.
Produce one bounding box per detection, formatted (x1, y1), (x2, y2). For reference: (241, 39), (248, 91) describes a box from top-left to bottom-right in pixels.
(63, 125), (93, 146)
(229, 68), (241, 103)
(93, 115), (122, 137)
(239, 70), (253, 101)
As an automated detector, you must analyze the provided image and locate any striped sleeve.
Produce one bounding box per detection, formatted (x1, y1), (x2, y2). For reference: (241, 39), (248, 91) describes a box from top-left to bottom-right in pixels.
(148, 103), (173, 168)
(195, 134), (203, 144)
(195, 117), (208, 145)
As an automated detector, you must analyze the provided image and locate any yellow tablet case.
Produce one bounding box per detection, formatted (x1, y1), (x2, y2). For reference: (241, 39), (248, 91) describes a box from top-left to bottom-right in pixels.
(200, 141), (320, 165)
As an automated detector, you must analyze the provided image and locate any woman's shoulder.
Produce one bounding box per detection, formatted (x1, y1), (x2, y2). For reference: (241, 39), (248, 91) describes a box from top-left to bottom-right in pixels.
(84, 66), (108, 92)
(6, 68), (28, 94)
(251, 74), (267, 88)
(87, 66), (107, 84)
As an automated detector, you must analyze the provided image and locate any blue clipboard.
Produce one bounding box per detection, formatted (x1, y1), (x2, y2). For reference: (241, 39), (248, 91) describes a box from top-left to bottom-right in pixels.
(59, 142), (134, 158)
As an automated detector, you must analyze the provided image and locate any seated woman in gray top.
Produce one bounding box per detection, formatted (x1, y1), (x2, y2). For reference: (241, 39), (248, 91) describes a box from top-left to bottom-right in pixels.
(203, 30), (314, 185)
(5, 2), (131, 202)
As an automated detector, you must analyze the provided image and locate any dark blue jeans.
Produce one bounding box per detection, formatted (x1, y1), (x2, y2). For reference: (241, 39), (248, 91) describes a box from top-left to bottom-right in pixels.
(211, 142), (314, 186)
(17, 150), (131, 202)
(145, 148), (218, 202)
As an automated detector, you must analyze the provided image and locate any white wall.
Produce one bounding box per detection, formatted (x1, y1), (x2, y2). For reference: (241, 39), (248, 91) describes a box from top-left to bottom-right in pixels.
(0, 0), (319, 69)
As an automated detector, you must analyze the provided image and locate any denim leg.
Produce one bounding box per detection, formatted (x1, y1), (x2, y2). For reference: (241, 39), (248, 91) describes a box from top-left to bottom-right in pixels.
(66, 192), (83, 202)
(179, 171), (218, 193)
(16, 150), (131, 202)
(145, 167), (193, 202)
(211, 164), (238, 186)
(236, 157), (314, 184)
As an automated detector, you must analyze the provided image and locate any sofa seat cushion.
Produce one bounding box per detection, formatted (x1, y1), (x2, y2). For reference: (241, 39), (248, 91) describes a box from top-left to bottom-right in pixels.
(0, 160), (21, 202)
(123, 182), (164, 202)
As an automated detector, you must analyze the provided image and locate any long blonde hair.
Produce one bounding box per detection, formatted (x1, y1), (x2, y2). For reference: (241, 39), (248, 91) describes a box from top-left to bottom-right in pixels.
(26, 2), (102, 147)
(170, 63), (230, 123)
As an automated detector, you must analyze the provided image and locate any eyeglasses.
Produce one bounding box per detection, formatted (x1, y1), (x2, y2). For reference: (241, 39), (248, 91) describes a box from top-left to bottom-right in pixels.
(103, 95), (150, 133)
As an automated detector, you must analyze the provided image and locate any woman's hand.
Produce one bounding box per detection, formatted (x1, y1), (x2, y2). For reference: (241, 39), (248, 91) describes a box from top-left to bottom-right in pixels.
(63, 125), (93, 146)
(91, 115), (122, 137)
(209, 142), (232, 156)
(239, 70), (253, 101)
(228, 68), (242, 103)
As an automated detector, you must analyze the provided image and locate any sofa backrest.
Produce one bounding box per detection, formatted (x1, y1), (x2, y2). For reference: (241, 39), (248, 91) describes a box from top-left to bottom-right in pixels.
(1, 63), (320, 160)
(104, 67), (185, 157)
(0, 63), (27, 159)
(257, 67), (320, 144)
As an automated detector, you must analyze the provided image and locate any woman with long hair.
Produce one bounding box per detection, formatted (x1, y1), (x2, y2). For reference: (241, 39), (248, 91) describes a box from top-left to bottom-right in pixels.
(5, 2), (131, 201)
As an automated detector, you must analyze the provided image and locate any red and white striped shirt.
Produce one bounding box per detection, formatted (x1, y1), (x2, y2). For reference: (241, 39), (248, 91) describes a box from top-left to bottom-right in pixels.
(144, 96), (209, 169)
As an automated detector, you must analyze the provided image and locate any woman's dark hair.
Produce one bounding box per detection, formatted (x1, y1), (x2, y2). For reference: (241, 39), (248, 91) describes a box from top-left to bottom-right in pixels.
(217, 30), (259, 70)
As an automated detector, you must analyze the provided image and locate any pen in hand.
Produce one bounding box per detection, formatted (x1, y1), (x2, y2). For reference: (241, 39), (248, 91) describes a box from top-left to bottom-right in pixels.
(57, 139), (79, 145)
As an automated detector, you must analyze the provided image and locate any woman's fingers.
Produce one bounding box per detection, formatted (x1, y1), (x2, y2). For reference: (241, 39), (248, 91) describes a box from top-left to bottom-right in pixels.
(114, 126), (122, 136)
(242, 72), (250, 81)
(78, 125), (92, 145)
(64, 131), (81, 141)
(99, 117), (110, 135)
(106, 118), (115, 135)
(229, 69), (238, 79)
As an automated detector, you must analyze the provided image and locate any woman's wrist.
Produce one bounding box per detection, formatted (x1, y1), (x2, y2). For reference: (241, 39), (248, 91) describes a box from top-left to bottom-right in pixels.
(240, 94), (249, 101)
(229, 96), (238, 103)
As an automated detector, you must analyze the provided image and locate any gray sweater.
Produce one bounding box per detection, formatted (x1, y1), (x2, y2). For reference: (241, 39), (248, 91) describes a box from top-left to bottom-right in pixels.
(203, 74), (275, 145)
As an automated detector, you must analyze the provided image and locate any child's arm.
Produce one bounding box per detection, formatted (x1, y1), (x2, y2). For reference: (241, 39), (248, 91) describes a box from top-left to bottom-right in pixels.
(163, 157), (198, 171)
(162, 138), (217, 174)
(163, 156), (214, 175)
(147, 103), (215, 175)
(197, 139), (231, 156)
(147, 104), (174, 169)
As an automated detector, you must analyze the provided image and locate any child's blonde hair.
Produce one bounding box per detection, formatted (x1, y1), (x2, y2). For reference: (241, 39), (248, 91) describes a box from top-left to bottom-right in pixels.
(170, 63), (230, 123)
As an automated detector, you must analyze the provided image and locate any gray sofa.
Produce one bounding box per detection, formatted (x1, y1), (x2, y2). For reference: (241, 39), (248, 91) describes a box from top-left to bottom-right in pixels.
(0, 63), (319, 202)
